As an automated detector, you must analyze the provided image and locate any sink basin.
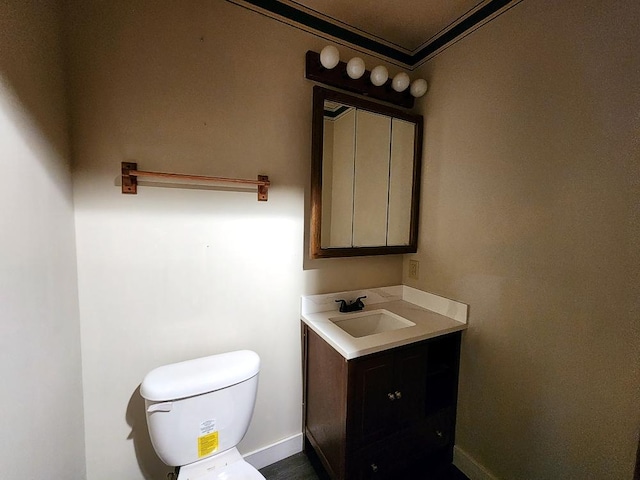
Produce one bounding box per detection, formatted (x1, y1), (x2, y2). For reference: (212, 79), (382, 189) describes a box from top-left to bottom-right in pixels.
(329, 309), (416, 338)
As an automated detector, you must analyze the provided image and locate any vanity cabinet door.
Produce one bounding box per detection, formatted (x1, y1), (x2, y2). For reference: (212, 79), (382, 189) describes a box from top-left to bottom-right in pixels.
(349, 343), (428, 445)
(394, 346), (428, 429)
(350, 352), (396, 445)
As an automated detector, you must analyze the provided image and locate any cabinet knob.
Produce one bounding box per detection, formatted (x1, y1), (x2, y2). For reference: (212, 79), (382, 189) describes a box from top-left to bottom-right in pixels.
(436, 430), (443, 438)
(394, 390), (402, 399)
(371, 464), (378, 473)
(387, 393), (396, 401)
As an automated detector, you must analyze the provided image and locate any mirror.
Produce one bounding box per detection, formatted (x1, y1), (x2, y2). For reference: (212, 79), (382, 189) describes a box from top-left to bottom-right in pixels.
(310, 86), (423, 258)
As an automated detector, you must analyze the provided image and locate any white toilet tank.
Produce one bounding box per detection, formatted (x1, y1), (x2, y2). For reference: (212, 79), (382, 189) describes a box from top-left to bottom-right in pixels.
(140, 350), (260, 467)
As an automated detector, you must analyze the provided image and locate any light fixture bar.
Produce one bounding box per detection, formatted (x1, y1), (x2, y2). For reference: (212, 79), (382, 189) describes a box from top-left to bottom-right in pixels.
(305, 51), (414, 108)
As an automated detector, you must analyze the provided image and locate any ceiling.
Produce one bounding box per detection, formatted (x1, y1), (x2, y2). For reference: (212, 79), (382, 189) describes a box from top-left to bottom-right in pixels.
(228, 0), (522, 68)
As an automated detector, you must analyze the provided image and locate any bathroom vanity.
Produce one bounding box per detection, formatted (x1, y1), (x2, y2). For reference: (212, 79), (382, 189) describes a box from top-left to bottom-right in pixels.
(300, 286), (467, 480)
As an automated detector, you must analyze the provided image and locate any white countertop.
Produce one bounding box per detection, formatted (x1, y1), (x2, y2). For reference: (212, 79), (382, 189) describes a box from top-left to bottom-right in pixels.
(300, 285), (468, 360)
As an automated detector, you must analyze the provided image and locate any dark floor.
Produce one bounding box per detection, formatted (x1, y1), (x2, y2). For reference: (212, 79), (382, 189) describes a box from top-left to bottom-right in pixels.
(259, 451), (469, 480)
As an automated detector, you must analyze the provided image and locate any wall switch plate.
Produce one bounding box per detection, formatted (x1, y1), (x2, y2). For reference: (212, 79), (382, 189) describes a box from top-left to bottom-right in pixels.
(409, 260), (419, 279)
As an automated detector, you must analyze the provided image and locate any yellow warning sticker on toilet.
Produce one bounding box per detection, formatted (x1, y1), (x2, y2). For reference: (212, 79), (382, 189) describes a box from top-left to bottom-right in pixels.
(198, 431), (219, 457)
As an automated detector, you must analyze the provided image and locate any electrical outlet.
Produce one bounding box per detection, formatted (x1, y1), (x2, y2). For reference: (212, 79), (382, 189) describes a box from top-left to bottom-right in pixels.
(409, 260), (419, 279)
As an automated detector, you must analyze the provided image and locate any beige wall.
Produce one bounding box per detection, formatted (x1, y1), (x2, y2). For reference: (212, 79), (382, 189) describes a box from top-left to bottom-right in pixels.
(407, 0), (640, 478)
(6, 0), (635, 478)
(0, 0), (85, 478)
(65, 1), (401, 478)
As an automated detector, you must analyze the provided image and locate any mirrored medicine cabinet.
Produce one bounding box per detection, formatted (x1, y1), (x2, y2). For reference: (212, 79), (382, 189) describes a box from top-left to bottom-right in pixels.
(310, 86), (423, 259)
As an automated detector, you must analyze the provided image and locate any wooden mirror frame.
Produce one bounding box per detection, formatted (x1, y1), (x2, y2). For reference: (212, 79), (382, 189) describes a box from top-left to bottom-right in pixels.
(310, 86), (423, 259)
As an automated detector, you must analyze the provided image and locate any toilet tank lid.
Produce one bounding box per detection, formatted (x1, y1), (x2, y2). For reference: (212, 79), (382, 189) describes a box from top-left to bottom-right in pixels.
(140, 350), (260, 401)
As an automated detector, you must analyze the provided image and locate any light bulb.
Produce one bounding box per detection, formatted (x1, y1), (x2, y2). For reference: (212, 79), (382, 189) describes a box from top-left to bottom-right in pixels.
(346, 57), (365, 79)
(410, 79), (428, 97)
(319, 45), (339, 69)
(391, 72), (410, 92)
(370, 65), (388, 86)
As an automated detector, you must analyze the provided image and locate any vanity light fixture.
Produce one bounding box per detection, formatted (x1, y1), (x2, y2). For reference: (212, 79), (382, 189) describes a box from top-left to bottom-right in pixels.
(319, 45), (339, 69)
(391, 72), (410, 92)
(370, 65), (389, 86)
(305, 48), (429, 107)
(346, 57), (365, 79)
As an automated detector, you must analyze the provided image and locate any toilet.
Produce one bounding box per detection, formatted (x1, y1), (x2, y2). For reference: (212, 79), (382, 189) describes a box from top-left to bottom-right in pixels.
(141, 350), (266, 480)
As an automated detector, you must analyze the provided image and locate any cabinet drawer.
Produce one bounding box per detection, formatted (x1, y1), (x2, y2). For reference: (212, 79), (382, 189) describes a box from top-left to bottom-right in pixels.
(355, 441), (405, 480)
(422, 407), (454, 451)
(354, 408), (454, 479)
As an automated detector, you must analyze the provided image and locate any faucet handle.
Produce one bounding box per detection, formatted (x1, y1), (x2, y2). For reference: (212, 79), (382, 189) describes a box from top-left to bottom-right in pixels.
(335, 299), (348, 312)
(354, 296), (367, 308)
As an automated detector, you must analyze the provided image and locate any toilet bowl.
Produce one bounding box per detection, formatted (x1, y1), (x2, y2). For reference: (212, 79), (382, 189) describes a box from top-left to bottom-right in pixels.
(141, 350), (266, 480)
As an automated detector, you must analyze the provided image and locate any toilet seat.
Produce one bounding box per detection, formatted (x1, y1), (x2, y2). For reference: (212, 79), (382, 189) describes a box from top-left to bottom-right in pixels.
(177, 447), (265, 480)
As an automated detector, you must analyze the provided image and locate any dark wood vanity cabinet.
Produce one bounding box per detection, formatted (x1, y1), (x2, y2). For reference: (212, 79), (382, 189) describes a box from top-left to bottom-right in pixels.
(302, 325), (461, 480)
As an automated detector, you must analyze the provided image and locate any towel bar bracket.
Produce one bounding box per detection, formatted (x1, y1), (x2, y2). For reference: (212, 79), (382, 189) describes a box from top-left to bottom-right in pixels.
(257, 175), (269, 201)
(122, 162), (138, 194)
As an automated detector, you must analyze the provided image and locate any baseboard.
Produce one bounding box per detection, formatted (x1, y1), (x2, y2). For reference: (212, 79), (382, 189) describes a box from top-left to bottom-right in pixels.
(453, 445), (498, 480)
(243, 433), (304, 470)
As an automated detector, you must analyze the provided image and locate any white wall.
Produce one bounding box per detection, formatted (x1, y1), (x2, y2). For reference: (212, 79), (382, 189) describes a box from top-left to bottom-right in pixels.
(0, 1), (85, 478)
(407, 0), (640, 478)
(65, 1), (402, 478)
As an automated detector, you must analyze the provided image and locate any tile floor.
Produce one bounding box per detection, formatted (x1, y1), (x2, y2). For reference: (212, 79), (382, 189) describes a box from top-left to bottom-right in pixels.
(259, 451), (470, 480)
